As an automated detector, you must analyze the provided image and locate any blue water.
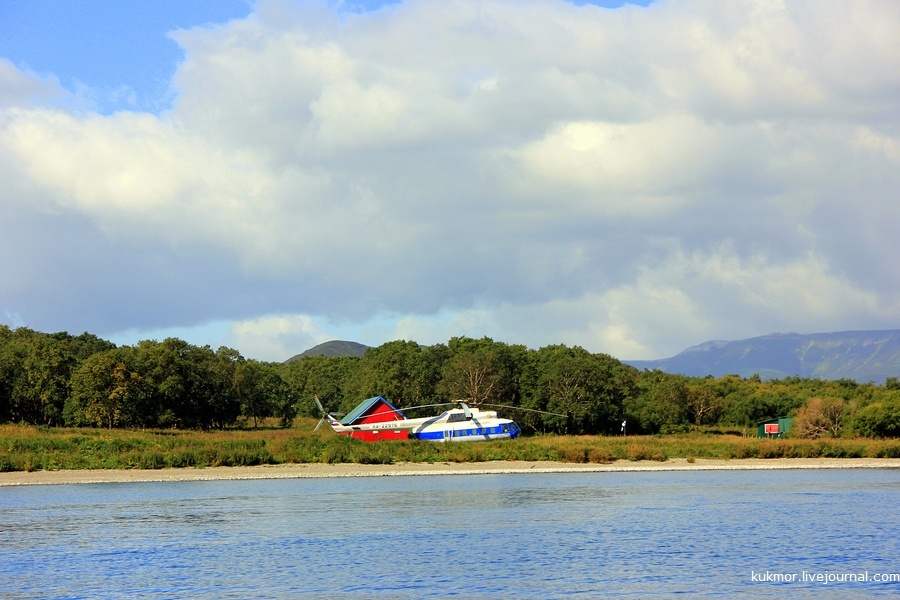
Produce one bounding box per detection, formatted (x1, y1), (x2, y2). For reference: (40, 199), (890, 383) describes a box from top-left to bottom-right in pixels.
(1, 469), (898, 598)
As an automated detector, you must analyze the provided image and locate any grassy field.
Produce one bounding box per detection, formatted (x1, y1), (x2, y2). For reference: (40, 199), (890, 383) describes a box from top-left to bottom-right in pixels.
(2, 420), (899, 472)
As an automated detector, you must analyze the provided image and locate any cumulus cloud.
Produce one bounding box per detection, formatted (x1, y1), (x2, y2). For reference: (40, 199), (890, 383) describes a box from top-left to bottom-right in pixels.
(1, 0), (898, 361)
(227, 314), (332, 361)
(0, 59), (65, 108)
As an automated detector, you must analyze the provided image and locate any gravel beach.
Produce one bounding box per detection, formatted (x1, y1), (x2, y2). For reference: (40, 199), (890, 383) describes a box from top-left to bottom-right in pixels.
(2, 457), (898, 486)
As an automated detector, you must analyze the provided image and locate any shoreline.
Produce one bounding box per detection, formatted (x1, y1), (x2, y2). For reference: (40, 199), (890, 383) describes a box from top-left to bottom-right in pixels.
(1, 457), (899, 486)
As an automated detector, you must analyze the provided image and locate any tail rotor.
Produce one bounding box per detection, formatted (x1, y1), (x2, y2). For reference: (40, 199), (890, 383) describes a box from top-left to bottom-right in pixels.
(313, 395), (344, 432)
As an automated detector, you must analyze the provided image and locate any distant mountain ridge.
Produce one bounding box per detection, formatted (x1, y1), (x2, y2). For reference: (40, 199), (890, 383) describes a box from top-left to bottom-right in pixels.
(286, 331), (900, 384)
(625, 330), (900, 383)
(284, 340), (371, 362)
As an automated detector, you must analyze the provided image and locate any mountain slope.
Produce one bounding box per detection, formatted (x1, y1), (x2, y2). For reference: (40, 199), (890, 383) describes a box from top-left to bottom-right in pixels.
(625, 330), (900, 383)
(284, 340), (371, 362)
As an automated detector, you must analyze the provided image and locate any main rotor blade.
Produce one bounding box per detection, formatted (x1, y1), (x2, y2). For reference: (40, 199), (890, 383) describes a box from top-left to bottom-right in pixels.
(471, 403), (568, 418)
(393, 402), (455, 412)
(459, 402), (472, 419)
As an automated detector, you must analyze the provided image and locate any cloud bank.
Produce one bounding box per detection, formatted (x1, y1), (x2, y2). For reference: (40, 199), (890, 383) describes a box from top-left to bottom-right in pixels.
(1, 0), (898, 361)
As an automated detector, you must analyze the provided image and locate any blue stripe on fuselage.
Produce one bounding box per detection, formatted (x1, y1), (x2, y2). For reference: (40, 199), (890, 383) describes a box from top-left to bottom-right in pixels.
(413, 424), (520, 441)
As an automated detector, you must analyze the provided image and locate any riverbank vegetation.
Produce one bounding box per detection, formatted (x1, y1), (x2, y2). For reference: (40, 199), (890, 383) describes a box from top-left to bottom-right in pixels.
(2, 326), (899, 445)
(2, 421), (899, 473)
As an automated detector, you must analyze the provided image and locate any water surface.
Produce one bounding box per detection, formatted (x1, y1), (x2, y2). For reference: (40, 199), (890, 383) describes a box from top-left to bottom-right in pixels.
(1, 469), (898, 598)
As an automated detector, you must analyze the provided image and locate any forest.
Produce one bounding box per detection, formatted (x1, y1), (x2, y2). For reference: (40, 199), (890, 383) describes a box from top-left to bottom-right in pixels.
(1, 325), (898, 438)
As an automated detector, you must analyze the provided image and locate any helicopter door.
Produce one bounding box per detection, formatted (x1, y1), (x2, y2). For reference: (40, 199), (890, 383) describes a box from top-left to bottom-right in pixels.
(444, 429), (453, 440)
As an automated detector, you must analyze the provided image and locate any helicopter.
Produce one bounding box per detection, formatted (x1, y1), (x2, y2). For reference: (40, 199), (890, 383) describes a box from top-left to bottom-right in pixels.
(314, 395), (522, 442)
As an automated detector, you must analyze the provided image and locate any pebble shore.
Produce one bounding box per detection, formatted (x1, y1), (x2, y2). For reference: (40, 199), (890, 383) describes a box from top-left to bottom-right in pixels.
(2, 457), (899, 486)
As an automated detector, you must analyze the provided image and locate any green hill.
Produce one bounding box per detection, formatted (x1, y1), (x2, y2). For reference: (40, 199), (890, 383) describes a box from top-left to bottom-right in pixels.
(284, 340), (371, 362)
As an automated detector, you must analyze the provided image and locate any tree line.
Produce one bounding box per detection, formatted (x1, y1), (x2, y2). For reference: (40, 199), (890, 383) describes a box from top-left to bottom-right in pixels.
(1, 325), (898, 437)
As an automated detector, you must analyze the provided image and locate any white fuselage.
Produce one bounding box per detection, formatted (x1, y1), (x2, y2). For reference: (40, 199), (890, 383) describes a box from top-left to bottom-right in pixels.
(411, 408), (520, 442)
(327, 407), (520, 442)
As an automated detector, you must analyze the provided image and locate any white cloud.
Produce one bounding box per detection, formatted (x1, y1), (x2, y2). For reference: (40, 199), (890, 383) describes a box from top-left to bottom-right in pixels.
(390, 309), (502, 345)
(853, 126), (900, 164)
(227, 314), (333, 361)
(406, 243), (896, 360)
(511, 115), (727, 215)
(0, 59), (66, 108)
(1, 0), (898, 361)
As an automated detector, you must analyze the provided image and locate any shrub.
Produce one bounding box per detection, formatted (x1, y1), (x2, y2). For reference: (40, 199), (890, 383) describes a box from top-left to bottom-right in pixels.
(0, 455), (17, 472)
(588, 448), (613, 463)
(626, 444), (650, 461)
(758, 443), (783, 459)
(880, 444), (900, 458)
(138, 452), (166, 469)
(732, 444), (754, 459)
(561, 447), (589, 463)
(853, 400), (900, 438)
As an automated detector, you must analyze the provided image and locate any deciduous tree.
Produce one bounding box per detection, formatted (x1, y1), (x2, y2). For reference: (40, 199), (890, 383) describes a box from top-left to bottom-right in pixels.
(792, 396), (846, 438)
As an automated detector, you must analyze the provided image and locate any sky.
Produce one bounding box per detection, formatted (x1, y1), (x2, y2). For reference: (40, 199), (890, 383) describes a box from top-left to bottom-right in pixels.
(1, 0), (898, 363)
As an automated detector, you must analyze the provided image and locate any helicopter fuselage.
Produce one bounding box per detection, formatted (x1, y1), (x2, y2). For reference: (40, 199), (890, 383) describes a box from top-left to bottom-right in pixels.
(410, 407), (520, 442)
(323, 403), (520, 442)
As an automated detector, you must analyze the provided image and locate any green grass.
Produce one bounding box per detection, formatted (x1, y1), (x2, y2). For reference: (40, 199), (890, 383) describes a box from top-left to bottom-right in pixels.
(1, 420), (898, 473)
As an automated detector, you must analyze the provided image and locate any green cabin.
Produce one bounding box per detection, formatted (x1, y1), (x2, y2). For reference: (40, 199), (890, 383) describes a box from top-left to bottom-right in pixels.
(757, 417), (793, 438)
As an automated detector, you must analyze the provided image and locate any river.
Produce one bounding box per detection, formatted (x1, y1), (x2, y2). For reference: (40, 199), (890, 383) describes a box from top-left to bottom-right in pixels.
(1, 468), (898, 598)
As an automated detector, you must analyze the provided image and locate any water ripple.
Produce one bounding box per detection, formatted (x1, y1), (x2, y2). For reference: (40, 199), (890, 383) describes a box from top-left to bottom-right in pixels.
(0, 469), (898, 598)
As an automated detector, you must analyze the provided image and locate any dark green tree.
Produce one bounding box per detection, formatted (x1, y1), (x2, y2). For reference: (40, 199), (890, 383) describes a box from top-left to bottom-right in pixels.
(853, 397), (900, 437)
(438, 337), (525, 407)
(206, 347), (244, 429)
(279, 355), (361, 416)
(627, 372), (690, 434)
(131, 338), (237, 429)
(524, 345), (635, 434)
(67, 350), (148, 429)
(14, 333), (76, 425)
(349, 340), (440, 407)
(234, 360), (287, 427)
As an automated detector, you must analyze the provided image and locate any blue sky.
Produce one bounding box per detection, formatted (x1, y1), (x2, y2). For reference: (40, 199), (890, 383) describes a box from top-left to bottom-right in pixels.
(1, 0), (897, 361)
(0, 0), (651, 114)
(0, 1), (254, 113)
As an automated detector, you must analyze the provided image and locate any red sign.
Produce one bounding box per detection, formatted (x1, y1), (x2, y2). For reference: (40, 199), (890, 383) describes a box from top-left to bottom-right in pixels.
(765, 424), (780, 434)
